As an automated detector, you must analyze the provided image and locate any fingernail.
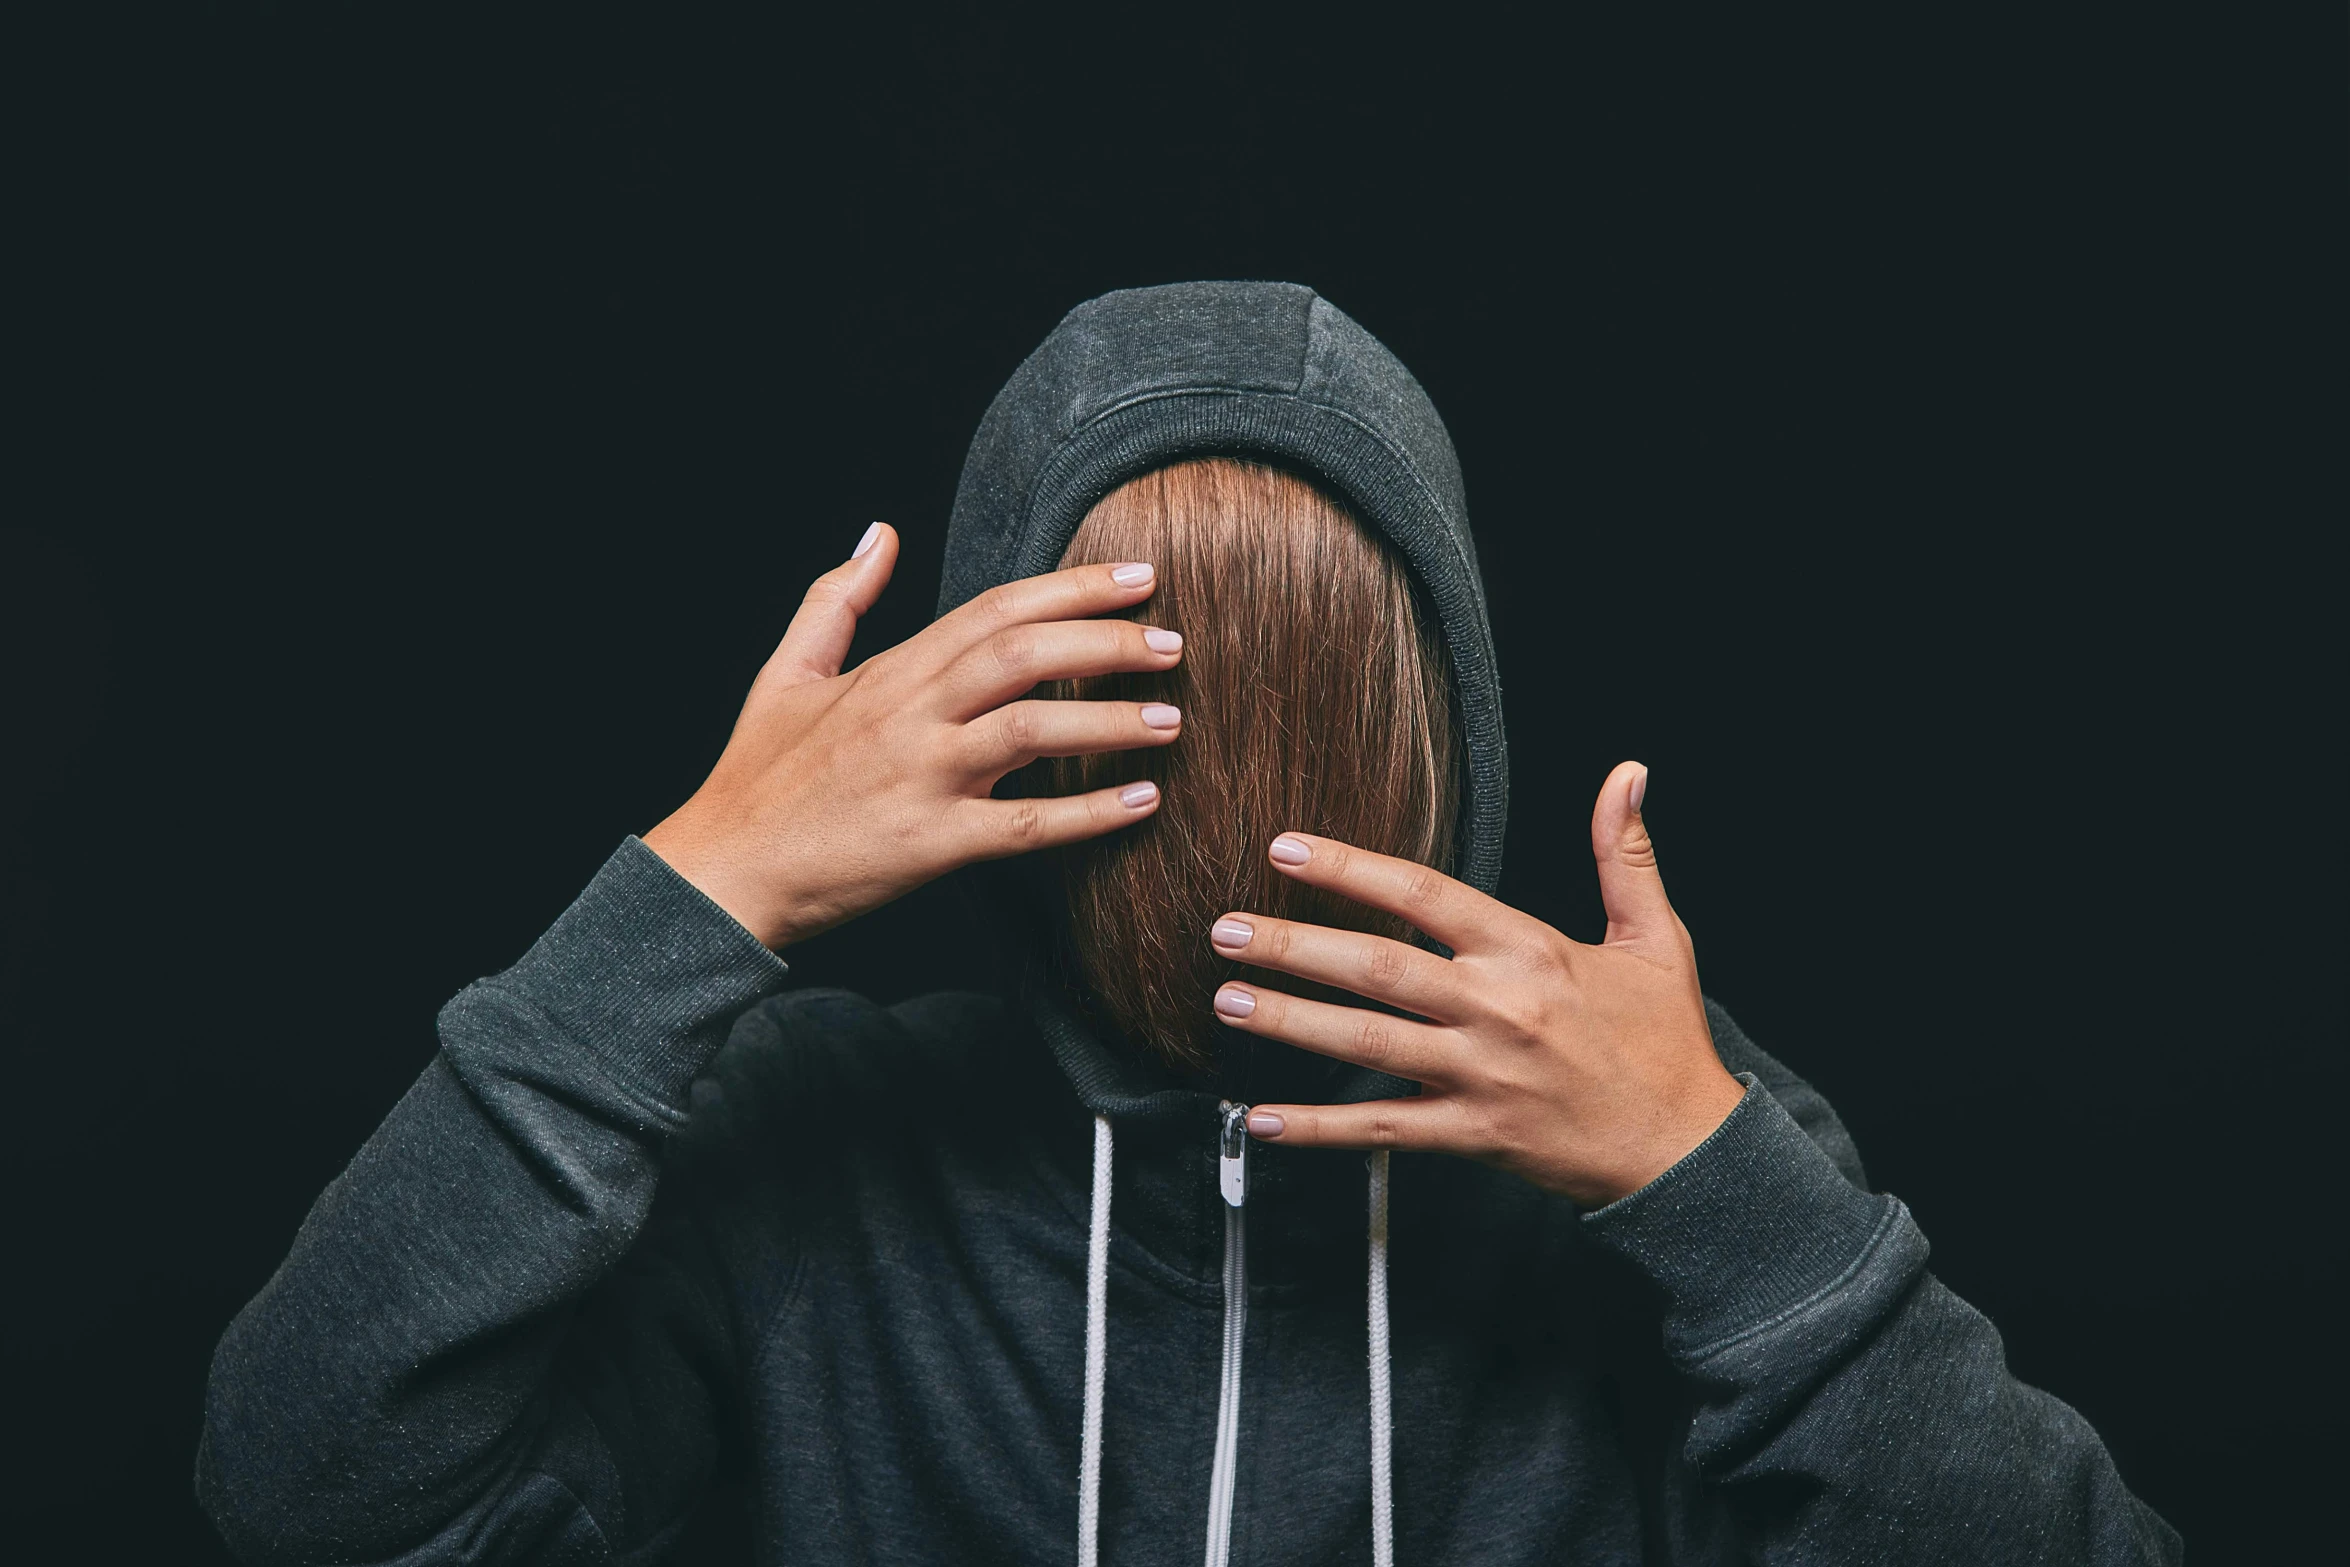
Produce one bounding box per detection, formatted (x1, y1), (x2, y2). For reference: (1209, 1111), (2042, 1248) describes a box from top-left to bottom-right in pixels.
(1247, 1111), (1285, 1138)
(1211, 918), (1254, 950)
(1214, 986), (1256, 1019)
(1140, 704), (1181, 730)
(852, 521), (881, 559)
(1142, 627), (1183, 654)
(1269, 835), (1311, 866)
(1628, 766), (1647, 813)
(1111, 562), (1154, 588)
(1119, 781), (1160, 809)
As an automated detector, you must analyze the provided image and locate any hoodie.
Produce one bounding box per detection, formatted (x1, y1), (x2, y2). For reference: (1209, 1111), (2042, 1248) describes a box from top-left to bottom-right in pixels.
(196, 282), (2180, 1565)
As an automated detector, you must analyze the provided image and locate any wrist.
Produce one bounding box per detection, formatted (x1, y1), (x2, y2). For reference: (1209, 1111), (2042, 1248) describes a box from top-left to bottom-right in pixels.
(641, 811), (798, 951)
(1586, 1063), (1749, 1207)
(1578, 1077), (1907, 1362)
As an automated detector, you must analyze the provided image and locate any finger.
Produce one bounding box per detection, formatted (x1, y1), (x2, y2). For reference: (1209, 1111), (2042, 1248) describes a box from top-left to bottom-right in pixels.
(922, 561), (1161, 666)
(962, 698), (1182, 774)
(1590, 761), (1676, 943)
(959, 779), (1164, 860)
(1261, 832), (1513, 952)
(938, 618), (1183, 717)
(1209, 982), (1466, 1086)
(1239, 1098), (1465, 1153)
(1206, 913), (1463, 1021)
(765, 522), (899, 688)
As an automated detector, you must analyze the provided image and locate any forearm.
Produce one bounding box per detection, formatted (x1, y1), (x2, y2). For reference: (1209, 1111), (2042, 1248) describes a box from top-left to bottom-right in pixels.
(1584, 1083), (2179, 1564)
(1698, 1268), (2180, 1563)
(196, 839), (787, 1563)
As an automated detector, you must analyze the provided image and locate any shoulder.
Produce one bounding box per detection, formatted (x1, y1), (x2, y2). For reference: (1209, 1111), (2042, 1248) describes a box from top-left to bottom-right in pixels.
(1704, 997), (1871, 1191)
(674, 988), (1033, 1172)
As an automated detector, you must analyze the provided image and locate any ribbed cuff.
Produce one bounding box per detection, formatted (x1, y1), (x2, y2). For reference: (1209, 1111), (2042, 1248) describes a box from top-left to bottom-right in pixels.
(1580, 1076), (1896, 1359)
(494, 836), (791, 1109)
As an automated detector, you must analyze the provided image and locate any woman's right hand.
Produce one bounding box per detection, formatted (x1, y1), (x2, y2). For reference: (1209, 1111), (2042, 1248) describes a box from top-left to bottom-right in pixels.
(642, 522), (1183, 950)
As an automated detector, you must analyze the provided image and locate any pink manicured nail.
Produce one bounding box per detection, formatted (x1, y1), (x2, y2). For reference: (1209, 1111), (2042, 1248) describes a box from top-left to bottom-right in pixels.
(1211, 919), (1254, 950)
(1140, 704), (1181, 730)
(1247, 1111), (1285, 1138)
(1628, 766), (1647, 813)
(1142, 627), (1183, 654)
(1214, 986), (1256, 1019)
(852, 521), (881, 559)
(1111, 562), (1154, 588)
(1269, 835), (1311, 866)
(1119, 781), (1160, 809)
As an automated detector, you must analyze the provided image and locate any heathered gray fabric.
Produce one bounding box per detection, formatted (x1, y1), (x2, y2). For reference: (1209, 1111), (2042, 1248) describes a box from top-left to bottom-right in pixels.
(197, 284), (2179, 1565)
(940, 282), (1506, 897)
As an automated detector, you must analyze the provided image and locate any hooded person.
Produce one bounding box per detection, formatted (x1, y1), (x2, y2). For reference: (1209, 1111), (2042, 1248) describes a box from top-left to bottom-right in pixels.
(196, 282), (2179, 1565)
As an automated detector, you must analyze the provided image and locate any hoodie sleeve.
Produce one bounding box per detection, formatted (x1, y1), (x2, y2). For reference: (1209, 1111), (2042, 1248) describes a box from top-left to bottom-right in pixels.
(1579, 1005), (2181, 1565)
(195, 838), (791, 1566)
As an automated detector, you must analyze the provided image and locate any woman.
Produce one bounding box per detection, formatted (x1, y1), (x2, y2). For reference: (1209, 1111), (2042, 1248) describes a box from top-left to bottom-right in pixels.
(197, 282), (2177, 1564)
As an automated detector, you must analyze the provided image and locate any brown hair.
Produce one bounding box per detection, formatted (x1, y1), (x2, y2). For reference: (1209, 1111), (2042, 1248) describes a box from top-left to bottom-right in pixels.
(1039, 457), (1462, 1074)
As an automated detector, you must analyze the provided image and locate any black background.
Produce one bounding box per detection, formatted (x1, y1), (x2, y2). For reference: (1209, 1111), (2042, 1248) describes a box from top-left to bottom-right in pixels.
(5, 5), (2339, 1563)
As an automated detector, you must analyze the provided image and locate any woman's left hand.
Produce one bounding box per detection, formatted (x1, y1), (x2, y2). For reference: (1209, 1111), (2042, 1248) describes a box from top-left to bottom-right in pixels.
(1213, 761), (1746, 1209)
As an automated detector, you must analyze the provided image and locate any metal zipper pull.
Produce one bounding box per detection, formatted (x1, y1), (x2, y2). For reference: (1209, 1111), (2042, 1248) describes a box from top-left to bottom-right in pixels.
(1219, 1101), (1249, 1208)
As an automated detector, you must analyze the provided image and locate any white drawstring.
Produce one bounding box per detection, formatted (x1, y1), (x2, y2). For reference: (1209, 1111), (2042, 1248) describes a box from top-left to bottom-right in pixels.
(1368, 1148), (1395, 1567)
(1075, 1117), (1397, 1566)
(1078, 1113), (1113, 1567)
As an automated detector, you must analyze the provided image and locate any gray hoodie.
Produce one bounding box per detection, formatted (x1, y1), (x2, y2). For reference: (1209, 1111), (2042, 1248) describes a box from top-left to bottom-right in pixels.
(196, 282), (2180, 1564)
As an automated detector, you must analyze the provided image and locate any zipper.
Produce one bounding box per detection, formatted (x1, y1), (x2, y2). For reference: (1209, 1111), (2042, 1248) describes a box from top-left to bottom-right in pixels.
(1203, 1101), (1249, 1567)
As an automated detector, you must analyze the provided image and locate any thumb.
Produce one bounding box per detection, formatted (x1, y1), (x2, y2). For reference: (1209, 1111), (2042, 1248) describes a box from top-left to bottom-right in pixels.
(1591, 761), (1676, 944)
(764, 522), (898, 688)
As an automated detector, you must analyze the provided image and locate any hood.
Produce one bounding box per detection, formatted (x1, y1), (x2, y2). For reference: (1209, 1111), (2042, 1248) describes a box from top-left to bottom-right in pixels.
(938, 280), (1508, 1122)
